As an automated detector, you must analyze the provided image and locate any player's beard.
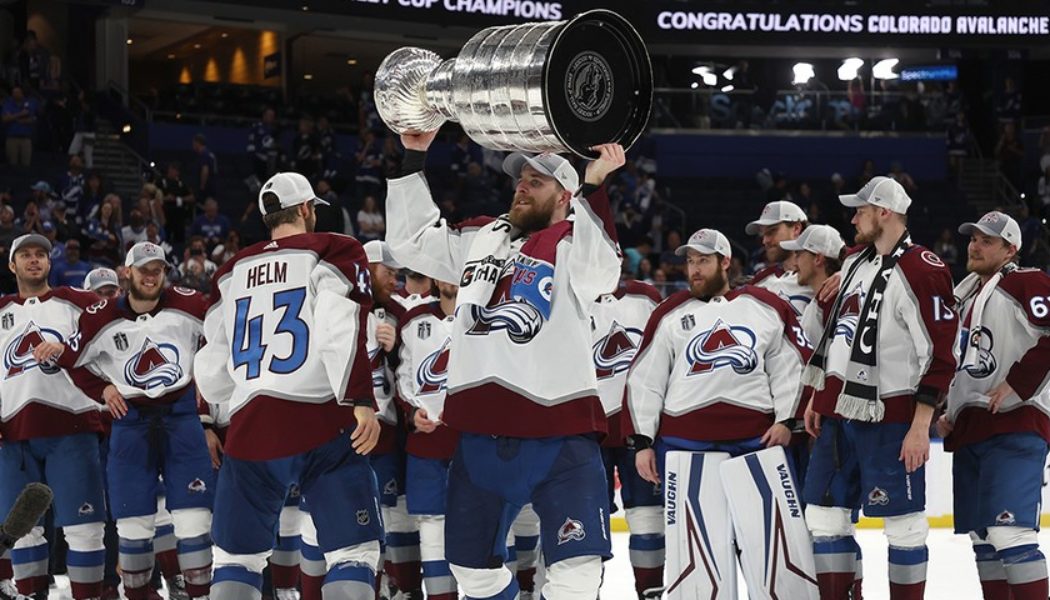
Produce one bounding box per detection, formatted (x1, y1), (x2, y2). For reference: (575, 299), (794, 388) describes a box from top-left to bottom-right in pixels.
(15, 268), (47, 290)
(509, 191), (557, 234)
(854, 221), (882, 245)
(129, 277), (163, 302)
(689, 267), (727, 299)
(765, 244), (788, 265)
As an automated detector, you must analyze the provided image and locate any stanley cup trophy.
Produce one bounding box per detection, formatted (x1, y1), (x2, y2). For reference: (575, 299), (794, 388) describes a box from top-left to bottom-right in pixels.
(373, 9), (652, 159)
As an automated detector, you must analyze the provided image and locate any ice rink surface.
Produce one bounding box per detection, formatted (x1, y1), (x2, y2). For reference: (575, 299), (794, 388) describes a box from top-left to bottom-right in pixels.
(44, 528), (1048, 599)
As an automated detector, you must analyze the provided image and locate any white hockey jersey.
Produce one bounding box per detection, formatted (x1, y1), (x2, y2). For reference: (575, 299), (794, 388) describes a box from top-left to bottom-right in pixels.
(60, 288), (206, 406)
(624, 286), (811, 443)
(591, 281), (661, 446)
(945, 268), (1050, 450)
(810, 245), (957, 424)
(0, 288), (105, 441)
(756, 270), (813, 317)
(386, 172), (620, 438)
(396, 301), (459, 459)
(194, 232), (373, 460)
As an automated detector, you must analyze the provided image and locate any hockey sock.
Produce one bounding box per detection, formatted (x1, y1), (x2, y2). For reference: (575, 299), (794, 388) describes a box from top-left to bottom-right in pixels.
(212, 565), (263, 600)
(973, 542), (1012, 599)
(812, 535), (858, 599)
(63, 523), (106, 600)
(322, 562), (375, 600)
(176, 533), (213, 597)
(852, 545), (863, 599)
(154, 523), (180, 579)
(299, 540), (326, 600)
(887, 545), (927, 600)
(270, 534), (301, 590)
(628, 532), (664, 596)
(1000, 544), (1048, 600)
(419, 516), (457, 600)
(118, 538), (155, 600)
(513, 533), (539, 594)
(11, 527), (48, 597)
(385, 530), (422, 593)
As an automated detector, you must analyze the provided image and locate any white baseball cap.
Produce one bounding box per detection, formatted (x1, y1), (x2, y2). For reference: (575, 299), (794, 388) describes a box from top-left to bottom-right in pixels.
(10, 233), (52, 257)
(745, 201), (808, 235)
(675, 228), (732, 260)
(839, 176), (912, 214)
(503, 152), (580, 193)
(363, 240), (401, 269)
(125, 241), (170, 268)
(83, 268), (119, 291)
(780, 224), (846, 259)
(258, 172), (329, 216)
(958, 211), (1022, 249)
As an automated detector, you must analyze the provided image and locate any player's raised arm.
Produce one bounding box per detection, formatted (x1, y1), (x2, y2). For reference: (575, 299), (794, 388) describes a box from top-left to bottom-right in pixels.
(385, 130), (467, 284)
(565, 143), (624, 309)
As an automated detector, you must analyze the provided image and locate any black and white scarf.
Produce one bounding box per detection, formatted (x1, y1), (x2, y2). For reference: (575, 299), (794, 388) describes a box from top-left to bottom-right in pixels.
(802, 230), (911, 421)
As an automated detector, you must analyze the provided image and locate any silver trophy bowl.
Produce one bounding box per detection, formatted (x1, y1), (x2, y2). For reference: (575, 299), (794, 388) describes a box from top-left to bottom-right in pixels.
(374, 9), (652, 159)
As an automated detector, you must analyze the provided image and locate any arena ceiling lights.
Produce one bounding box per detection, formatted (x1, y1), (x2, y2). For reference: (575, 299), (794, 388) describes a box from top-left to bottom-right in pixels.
(691, 65), (718, 86)
(837, 58), (864, 81)
(791, 62), (815, 85)
(873, 58), (900, 80)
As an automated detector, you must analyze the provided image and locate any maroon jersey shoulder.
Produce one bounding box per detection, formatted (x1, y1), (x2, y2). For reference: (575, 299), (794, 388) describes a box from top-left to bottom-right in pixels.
(618, 280), (662, 304)
(399, 301), (445, 333)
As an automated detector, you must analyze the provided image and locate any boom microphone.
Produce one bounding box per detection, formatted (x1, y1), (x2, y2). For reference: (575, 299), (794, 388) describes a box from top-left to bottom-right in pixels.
(0, 483), (53, 551)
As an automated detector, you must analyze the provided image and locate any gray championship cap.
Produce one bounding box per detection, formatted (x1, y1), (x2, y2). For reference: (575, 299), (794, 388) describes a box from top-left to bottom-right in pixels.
(958, 211), (1022, 249)
(675, 228), (733, 259)
(10, 233), (52, 257)
(125, 241), (171, 269)
(745, 200), (808, 235)
(83, 268), (119, 291)
(258, 172), (329, 216)
(839, 176), (912, 214)
(780, 224), (846, 259)
(503, 152), (580, 193)
(363, 240), (402, 269)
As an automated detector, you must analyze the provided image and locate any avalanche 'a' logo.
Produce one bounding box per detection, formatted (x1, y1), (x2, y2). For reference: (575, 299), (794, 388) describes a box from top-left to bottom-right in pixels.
(368, 346), (390, 394)
(466, 301), (542, 344)
(685, 319), (758, 376)
(960, 326), (997, 379)
(593, 321), (642, 379)
(834, 288), (866, 345)
(417, 337), (451, 395)
(4, 321), (63, 378)
(123, 337), (183, 390)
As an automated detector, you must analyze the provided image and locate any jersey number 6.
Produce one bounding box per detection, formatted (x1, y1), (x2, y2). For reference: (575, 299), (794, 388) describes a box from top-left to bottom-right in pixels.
(233, 287), (309, 379)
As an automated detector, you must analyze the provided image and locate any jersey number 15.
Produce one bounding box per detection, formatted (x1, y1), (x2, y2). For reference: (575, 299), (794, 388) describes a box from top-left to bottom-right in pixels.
(233, 287), (309, 379)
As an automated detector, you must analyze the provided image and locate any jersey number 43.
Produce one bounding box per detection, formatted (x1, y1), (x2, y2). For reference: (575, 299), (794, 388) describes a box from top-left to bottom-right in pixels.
(233, 287), (309, 379)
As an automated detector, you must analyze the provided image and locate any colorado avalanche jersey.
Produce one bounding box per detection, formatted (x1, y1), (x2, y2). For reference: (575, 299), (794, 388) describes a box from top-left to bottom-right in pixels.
(0, 288), (105, 441)
(387, 173), (620, 439)
(946, 268), (1050, 449)
(396, 302), (459, 459)
(591, 281), (661, 447)
(59, 288), (207, 406)
(194, 232), (374, 461)
(755, 270), (813, 317)
(810, 245), (957, 423)
(624, 286), (812, 443)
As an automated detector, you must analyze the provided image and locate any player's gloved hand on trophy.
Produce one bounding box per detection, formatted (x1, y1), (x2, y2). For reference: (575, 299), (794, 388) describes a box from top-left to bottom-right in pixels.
(584, 143), (627, 187)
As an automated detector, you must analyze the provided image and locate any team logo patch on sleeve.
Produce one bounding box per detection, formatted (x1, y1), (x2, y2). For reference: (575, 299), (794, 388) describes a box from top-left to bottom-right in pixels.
(556, 518), (586, 545)
(685, 319), (758, 376)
